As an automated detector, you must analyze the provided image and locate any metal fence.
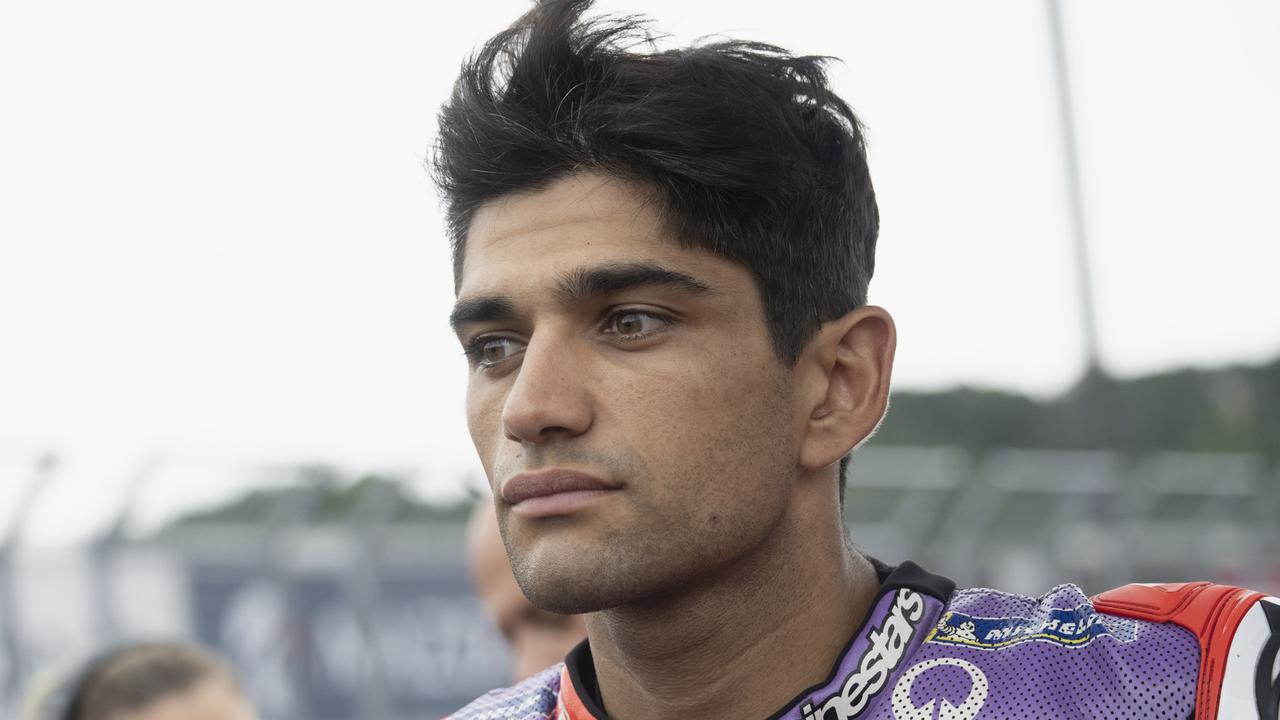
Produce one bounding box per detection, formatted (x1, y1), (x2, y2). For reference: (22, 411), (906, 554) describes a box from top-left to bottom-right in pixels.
(2, 446), (1277, 719)
(844, 447), (1280, 595)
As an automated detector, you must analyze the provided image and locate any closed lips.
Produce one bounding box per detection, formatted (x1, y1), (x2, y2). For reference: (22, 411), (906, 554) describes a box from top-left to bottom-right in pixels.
(501, 470), (617, 504)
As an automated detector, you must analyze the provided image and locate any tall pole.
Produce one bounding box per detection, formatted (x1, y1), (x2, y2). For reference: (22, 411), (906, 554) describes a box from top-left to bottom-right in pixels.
(1045, 0), (1119, 450)
(1046, 0), (1103, 378)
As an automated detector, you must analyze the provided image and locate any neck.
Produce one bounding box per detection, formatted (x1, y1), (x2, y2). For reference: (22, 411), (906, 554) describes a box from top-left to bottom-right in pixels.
(582, 501), (879, 720)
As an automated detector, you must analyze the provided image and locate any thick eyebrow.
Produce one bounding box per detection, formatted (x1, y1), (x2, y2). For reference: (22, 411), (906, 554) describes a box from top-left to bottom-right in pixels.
(554, 261), (715, 304)
(449, 296), (517, 335)
(450, 261), (715, 335)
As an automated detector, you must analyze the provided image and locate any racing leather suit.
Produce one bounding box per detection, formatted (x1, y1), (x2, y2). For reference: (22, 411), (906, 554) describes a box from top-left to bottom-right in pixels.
(448, 560), (1280, 719)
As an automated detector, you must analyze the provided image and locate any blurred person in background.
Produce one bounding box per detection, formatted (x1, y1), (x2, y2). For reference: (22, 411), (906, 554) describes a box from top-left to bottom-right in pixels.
(24, 641), (257, 720)
(468, 500), (588, 681)
(435, 1), (1280, 718)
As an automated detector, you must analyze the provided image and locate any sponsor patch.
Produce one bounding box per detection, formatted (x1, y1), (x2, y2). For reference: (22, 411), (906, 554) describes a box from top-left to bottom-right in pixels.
(926, 605), (1136, 650)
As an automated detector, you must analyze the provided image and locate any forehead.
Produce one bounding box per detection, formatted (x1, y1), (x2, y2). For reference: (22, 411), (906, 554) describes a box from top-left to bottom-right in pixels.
(458, 173), (715, 296)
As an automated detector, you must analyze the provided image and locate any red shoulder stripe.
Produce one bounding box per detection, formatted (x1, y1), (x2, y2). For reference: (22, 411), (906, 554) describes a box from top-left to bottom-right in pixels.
(557, 664), (592, 720)
(1092, 581), (1265, 720)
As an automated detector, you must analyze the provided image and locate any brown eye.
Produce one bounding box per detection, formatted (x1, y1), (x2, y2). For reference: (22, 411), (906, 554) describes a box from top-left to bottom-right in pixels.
(607, 310), (666, 338)
(615, 312), (643, 335)
(483, 338), (515, 362)
(471, 337), (523, 366)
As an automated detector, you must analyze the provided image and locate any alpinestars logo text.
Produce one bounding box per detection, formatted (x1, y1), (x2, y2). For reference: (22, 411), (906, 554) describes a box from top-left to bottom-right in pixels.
(800, 589), (925, 720)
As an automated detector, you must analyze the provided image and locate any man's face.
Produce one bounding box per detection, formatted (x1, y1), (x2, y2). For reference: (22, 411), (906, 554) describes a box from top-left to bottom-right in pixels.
(453, 172), (802, 613)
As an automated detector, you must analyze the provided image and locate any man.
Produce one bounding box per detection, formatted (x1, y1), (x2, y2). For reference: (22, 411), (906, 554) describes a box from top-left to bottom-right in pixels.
(469, 499), (588, 681)
(434, 1), (1280, 718)
(30, 641), (258, 720)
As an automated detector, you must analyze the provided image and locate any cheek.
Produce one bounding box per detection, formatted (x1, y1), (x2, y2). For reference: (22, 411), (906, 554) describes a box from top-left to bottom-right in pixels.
(466, 380), (506, 472)
(629, 349), (793, 496)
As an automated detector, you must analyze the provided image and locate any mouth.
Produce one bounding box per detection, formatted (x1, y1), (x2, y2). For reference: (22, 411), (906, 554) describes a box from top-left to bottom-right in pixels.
(501, 468), (620, 518)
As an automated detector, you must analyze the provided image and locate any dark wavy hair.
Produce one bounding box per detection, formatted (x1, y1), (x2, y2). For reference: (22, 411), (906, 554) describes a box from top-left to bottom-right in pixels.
(435, 0), (875, 491)
(431, 0), (879, 491)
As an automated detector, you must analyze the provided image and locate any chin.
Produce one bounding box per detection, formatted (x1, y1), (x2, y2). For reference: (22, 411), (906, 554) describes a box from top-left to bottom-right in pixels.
(516, 567), (631, 614)
(511, 547), (661, 614)
(525, 587), (609, 615)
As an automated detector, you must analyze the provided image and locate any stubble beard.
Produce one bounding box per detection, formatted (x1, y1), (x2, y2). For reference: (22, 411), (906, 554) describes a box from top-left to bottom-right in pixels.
(508, 500), (789, 615)
(505, 410), (796, 616)
(501, 362), (798, 616)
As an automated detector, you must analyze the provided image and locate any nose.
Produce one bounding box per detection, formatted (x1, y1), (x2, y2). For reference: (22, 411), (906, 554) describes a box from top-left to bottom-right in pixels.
(501, 332), (592, 444)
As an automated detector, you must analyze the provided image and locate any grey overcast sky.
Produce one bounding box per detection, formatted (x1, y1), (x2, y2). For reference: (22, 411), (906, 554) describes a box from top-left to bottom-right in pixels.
(1, 0), (1277, 545)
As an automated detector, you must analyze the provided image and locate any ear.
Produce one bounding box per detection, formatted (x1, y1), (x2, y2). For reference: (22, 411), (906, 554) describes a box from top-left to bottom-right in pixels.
(797, 306), (896, 471)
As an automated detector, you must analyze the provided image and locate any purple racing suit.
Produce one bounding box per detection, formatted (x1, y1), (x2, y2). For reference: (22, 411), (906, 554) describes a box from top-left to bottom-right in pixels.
(448, 560), (1280, 719)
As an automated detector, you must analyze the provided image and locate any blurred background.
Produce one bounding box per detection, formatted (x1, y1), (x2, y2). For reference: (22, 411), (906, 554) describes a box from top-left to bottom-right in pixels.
(1, 0), (1277, 716)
